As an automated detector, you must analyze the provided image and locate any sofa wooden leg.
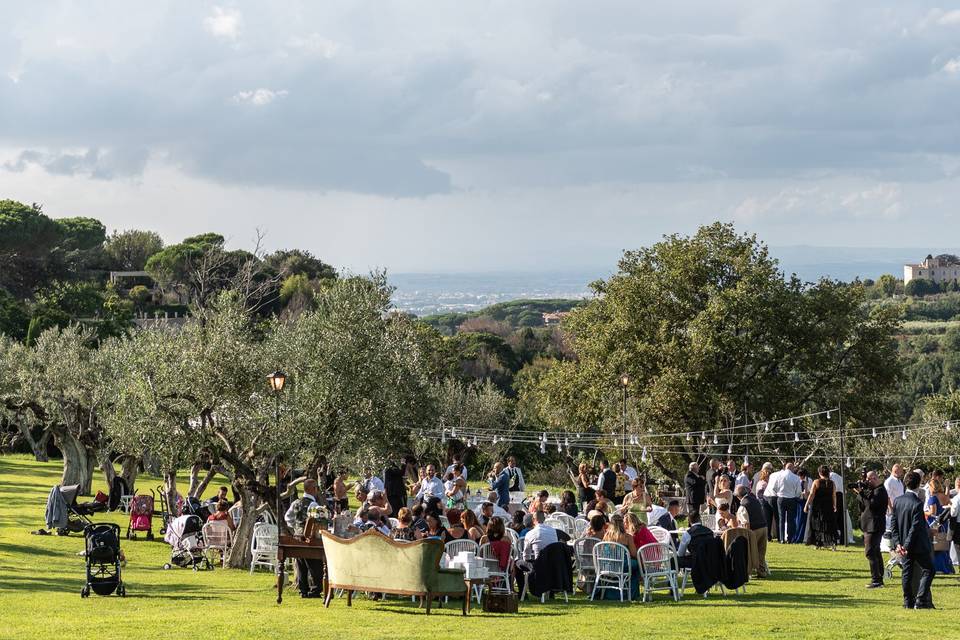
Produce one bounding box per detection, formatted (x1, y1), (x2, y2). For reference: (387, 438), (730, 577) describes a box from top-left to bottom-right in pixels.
(425, 592), (432, 614)
(346, 590), (353, 607)
(324, 588), (333, 608)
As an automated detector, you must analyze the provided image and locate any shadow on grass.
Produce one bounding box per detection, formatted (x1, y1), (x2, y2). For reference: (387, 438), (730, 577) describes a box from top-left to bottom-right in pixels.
(0, 573), (220, 601)
(0, 542), (66, 557)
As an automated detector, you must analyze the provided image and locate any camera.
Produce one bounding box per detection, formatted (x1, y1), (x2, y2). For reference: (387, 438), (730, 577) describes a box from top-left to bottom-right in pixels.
(848, 466), (870, 492)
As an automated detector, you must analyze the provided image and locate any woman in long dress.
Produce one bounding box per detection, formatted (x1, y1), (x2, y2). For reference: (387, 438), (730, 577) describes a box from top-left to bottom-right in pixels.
(925, 478), (955, 574)
(804, 465), (836, 550)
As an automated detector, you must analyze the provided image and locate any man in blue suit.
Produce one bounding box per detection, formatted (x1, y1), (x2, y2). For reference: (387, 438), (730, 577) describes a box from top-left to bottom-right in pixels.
(891, 471), (934, 609)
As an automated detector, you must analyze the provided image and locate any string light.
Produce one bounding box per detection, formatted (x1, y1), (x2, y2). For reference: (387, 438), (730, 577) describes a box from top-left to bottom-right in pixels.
(764, 422), (770, 432)
(686, 432), (692, 441)
(826, 411), (832, 421)
(845, 457), (852, 469)
(727, 443), (733, 454)
(564, 437), (570, 448)
(902, 429), (907, 441)
(451, 427), (457, 438)
(794, 432), (799, 442)
(871, 428), (877, 438)
(947, 421), (953, 432)
(951, 456), (956, 466)
(790, 418), (795, 427)
(713, 434), (718, 445)
(641, 447), (647, 462)
(441, 429), (447, 444)
(743, 454), (749, 465)
(539, 441), (546, 454)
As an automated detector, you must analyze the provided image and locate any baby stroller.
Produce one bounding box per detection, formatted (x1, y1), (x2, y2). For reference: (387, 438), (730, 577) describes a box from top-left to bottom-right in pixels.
(126, 493), (156, 540)
(53, 485), (106, 536)
(163, 514), (211, 571)
(81, 523), (126, 597)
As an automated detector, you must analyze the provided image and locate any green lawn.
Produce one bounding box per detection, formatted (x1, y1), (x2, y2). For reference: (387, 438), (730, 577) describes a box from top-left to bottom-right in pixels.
(1, 454), (957, 639)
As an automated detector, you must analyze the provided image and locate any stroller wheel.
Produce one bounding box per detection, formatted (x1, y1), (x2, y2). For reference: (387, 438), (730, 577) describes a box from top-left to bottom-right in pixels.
(81, 586), (90, 598)
(163, 563), (172, 570)
(146, 531), (154, 541)
(118, 585), (126, 597)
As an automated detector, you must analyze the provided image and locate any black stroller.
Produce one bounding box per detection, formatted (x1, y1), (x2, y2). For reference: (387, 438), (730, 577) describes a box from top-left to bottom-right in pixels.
(163, 514), (211, 571)
(81, 523), (126, 597)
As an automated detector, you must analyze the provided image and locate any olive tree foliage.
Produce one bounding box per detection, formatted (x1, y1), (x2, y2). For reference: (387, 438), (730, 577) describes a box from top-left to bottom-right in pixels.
(0, 324), (131, 494)
(414, 377), (515, 471)
(521, 223), (904, 479)
(101, 275), (439, 568)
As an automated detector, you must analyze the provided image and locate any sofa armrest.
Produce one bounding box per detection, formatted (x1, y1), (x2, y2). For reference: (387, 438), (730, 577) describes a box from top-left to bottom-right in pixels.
(434, 567), (467, 593)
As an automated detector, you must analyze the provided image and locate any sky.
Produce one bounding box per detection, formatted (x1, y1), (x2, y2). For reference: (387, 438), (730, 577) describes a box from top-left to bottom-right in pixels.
(1, 2), (960, 273)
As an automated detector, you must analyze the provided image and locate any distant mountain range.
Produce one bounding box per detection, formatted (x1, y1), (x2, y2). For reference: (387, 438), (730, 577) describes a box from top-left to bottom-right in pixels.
(390, 246), (960, 316)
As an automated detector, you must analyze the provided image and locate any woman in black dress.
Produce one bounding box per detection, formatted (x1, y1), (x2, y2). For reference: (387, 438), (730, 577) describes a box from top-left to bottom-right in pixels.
(803, 465), (837, 550)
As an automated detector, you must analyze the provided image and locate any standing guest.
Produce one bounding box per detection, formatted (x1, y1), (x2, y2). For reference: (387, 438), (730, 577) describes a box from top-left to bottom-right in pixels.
(762, 466), (780, 542)
(804, 465), (837, 550)
(333, 469), (349, 513)
(794, 468), (812, 543)
(283, 479), (324, 598)
(360, 468), (385, 495)
(559, 490), (579, 517)
(710, 475), (733, 510)
(576, 463), (595, 506)
(445, 453), (468, 482)
(528, 489), (551, 514)
(415, 464), (445, 505)
(383, 458), (408, 517)
(924, 477), (954, 575)
(736, 463), (753, 491)
(950, 478), (960, 565)
(505, 456), (526, 493)
(884, 464), (905, 519)
(620, 478), (652, 520)
(488, 463), (511, 509)
(705, 459), (722, 499)
(856, 470), (888, 589)
(390, 507), (417, 541)
(913, 469), (928, 506)
(684, 462), (707, 517)
(443, 469), (465, 510)
(620, 458), (639, 483)
(735, 485), (769, 578)
(723, 460), (738, 488)
(774, 462), (803, 543)
(753, 462), (774, 495)
(594, 460), (618, 500)
(829, 467), (846, 545)
(612, 463), (628, 503)
(892, 471), (934, 609)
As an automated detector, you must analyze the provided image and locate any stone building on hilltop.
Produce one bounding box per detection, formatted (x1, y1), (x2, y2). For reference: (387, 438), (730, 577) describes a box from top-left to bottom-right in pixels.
(903, 254), (960, 284)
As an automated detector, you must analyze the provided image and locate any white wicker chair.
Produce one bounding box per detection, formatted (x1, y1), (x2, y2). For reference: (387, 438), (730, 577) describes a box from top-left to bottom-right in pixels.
(202, 521), (232, 567)
(249, 522), (278, 574)
(478, 542), (513, 594)
(638, 542), (680, 602)
(647, 525), (673, 545)
(444, 538), (479, 561)
(573, 518), (590, 538)
(591, 541), (631, 602)
(574, 537), (599, 591)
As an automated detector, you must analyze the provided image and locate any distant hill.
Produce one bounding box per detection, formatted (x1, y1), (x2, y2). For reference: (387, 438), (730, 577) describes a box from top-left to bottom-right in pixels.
(420, 298), (584, 335)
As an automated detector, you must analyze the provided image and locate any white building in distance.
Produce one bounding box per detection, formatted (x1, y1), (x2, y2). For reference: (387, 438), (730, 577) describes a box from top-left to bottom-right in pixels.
(904, 254), (960, 284)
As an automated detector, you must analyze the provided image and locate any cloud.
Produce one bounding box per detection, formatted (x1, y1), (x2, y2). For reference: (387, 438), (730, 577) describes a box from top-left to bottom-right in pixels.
(285, 33), (339, 58)
(944, 58), (960, 75)
(203, 7), (242, 41)
(231, 88), (288, 106)
(939, 10), (960, 26)
(3, 147), (148, 179)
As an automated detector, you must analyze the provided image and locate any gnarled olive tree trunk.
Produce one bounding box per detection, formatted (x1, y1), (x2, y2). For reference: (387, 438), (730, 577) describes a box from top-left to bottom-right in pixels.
(227, 485), (264, 569)
(50, 424), (97, 494)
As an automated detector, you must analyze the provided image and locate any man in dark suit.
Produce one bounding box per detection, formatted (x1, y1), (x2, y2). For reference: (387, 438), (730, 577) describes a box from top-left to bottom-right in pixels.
(684, 462), (707, 516)
(856, 470), (888, 589)
(735, 485), (769, 577)
(891, 471), (934, 609)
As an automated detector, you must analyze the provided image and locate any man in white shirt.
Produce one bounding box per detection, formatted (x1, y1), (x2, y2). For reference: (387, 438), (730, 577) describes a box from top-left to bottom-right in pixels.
(360, 468), (385, 494)
(444, 454), (468, 482)
(505, 456), (526, 492)
(415, 464), (444, 504)
(775, 463), (803, 544)
(648, 503), (668, 528)
(521, 510), (559, 564)
(619, 458), (638, 483)
(829, 469), (846, 544)
(885, 464), (904, 512)
(479, 499), (510, 527)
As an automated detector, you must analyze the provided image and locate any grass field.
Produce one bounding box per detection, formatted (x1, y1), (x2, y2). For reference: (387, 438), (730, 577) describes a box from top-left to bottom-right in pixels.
(1, 454), (958, 639)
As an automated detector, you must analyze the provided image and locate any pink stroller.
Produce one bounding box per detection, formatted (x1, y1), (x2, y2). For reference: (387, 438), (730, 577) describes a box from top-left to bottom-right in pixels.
(126, 494), (155, 540)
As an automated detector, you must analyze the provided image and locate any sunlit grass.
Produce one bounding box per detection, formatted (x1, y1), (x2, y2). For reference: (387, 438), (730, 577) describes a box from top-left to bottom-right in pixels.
(1, 454), (957, 639)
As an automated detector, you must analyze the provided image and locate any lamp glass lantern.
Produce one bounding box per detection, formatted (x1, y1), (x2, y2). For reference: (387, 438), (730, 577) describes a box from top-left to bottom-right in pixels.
(267, 370), (287, 393)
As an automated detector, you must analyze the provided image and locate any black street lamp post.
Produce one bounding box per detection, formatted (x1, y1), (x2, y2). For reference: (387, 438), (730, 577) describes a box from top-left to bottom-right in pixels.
(267, 371), (287, 538)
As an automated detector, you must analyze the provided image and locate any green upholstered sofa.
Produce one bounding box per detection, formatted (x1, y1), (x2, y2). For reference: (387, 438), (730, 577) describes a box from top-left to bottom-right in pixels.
(320, 529), (469, 614)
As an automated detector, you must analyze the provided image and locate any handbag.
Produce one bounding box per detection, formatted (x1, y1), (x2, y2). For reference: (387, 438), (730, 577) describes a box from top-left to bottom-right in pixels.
(933, 529), (951, 552)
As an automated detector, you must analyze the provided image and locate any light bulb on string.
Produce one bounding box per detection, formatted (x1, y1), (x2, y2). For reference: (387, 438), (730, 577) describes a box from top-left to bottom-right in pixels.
(790, 418), (795, 427)
(686, 432), (692, 441)
(713, 434), (718, 445)
(641, 447), (647, 462)
(743, 454), (749, 465)
(794, 432), (799, 442)
(700, 431), (706, 441)
(951, 456), (956, 466)
(541, 432), (547, 443)
(539, 441), (546, 454)
(947, 421), (953, 432)
(902, 429), (907, 441)
(764, 422), (770, 432)
(441, 429), (447, 444)
(492, 435), (497, 444)
(727, 443), (733, 454)
(565, 437), (570, 448)
(845, 457), (851, 469)
(826, 411), (832, 421)
(871, 427), (877, 438)
(556, 440), (562, 453)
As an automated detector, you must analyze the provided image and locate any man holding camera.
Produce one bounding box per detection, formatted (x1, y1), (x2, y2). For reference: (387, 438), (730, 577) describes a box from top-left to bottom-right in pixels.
(855, 470), (888, 589)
